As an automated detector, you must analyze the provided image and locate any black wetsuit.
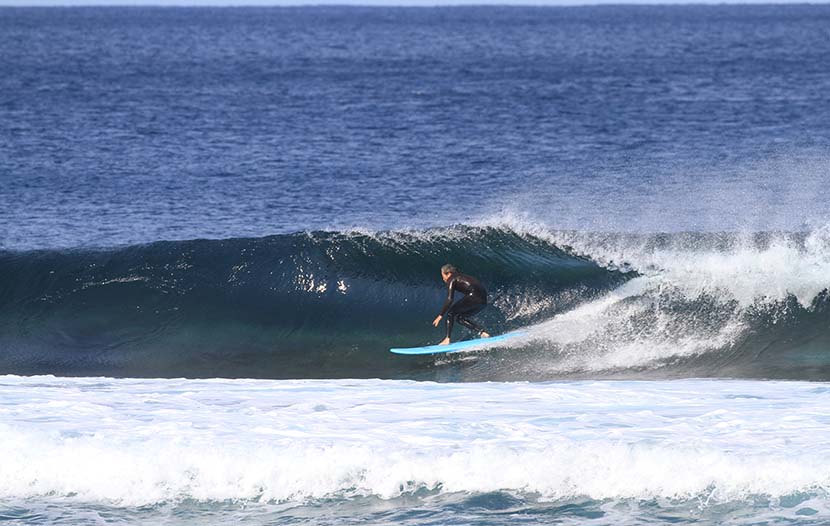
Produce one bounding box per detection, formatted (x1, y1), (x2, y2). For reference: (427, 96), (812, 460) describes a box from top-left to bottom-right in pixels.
(439, 273), (488, 339)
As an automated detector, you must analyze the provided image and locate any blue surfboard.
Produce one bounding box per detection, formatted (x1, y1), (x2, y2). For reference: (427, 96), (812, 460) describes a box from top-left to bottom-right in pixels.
(389, 331), (526, 355)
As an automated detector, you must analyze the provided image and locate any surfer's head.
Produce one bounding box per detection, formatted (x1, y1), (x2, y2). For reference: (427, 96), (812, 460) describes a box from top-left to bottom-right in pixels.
(440, 264), (457, 282)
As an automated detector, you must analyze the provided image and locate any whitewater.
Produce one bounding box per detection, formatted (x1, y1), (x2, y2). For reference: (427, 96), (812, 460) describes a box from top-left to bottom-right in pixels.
(2, 375), (830, 525)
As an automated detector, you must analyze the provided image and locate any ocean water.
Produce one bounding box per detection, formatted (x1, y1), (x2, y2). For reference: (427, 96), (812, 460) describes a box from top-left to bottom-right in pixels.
(3, 376), (830, 525)
(2, 5), (830, 525)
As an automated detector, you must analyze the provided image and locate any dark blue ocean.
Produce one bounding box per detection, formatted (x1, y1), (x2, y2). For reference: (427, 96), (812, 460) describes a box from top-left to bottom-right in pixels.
(2, 5), (830, 526)
(3, 5), (830, 250)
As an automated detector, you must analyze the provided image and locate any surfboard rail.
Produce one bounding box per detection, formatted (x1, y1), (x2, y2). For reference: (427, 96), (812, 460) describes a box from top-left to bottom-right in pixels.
(389, 331), (525, 355)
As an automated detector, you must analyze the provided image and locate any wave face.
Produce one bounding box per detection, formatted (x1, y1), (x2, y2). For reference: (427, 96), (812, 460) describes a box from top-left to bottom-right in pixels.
(3, 224), (830, 381)
(0, 227), (625, 379)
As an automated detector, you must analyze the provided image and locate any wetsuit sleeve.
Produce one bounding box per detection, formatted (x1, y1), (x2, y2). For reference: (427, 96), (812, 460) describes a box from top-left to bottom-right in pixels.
(438, 277), (455, 317)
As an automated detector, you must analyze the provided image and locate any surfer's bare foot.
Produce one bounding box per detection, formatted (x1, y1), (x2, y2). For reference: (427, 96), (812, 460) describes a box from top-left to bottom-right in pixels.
(439, 337), (450, 345)
(480, 331), (490, 338)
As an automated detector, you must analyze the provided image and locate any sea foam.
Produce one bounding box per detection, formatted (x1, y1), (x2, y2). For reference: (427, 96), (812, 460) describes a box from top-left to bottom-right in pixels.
(1, 376), (829, 507)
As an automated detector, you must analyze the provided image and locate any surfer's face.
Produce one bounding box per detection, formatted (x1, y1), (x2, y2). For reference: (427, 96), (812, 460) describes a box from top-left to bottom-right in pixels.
(441, 271), (451, 283)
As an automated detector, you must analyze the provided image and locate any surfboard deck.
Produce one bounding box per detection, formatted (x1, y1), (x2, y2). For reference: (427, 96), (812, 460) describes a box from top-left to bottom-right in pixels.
(389, 331), (525, 355)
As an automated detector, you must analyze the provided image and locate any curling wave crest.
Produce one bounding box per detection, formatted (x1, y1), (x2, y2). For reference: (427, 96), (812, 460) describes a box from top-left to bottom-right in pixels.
(2, 224), (830, 380)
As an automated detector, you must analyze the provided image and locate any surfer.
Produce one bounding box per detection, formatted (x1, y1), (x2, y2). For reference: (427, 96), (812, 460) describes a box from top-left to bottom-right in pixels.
(432, 264), (490, 345)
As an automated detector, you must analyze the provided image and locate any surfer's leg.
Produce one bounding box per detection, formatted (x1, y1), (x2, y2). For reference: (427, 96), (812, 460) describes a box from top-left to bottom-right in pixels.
(444, 311), (456, 341)
(449, 297), (487, 337)
(457, 316), (484, 334)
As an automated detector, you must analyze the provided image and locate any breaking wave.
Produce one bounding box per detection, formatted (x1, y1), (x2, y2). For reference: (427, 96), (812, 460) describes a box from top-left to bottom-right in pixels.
(2, 223), (830, 380)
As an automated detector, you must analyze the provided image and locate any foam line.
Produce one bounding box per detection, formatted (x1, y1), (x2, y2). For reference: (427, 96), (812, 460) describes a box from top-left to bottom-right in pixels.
(1, 376), (829, 505)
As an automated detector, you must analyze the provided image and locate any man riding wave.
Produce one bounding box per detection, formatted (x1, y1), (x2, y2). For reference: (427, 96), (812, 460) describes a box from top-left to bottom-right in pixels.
(432, 264), (490, 345)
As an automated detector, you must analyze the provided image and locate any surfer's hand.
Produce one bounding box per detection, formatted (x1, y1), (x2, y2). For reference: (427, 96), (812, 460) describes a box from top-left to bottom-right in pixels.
(432, 315), (442, 327)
